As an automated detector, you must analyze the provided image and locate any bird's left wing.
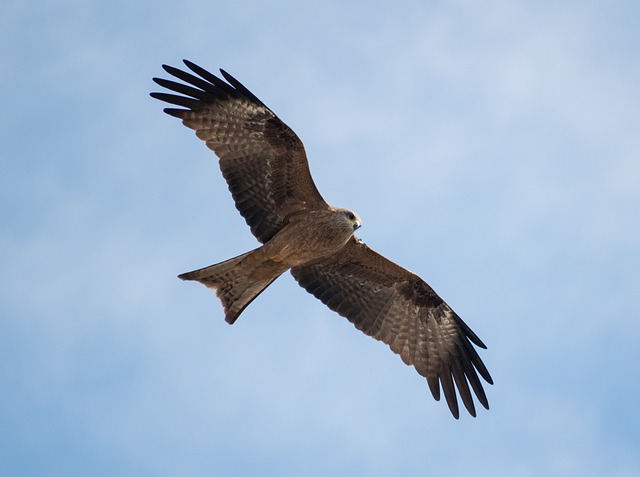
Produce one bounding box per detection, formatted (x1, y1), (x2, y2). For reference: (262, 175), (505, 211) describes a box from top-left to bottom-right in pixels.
(290, 237), (493, 418)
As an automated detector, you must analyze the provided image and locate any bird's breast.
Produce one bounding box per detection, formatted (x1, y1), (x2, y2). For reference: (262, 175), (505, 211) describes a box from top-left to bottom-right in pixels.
(264, 215), (354, 267)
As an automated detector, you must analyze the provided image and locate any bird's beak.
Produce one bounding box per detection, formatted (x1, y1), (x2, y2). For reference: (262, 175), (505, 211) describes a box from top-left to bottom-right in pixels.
(353, 220), (362, 231)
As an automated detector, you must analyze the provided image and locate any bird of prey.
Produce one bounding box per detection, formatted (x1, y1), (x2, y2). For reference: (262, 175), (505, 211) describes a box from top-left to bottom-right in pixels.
(151, 60), (493, 418)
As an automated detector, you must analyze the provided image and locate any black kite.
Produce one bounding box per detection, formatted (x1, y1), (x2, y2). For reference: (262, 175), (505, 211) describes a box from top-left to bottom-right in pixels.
(151, 61), (493, 418)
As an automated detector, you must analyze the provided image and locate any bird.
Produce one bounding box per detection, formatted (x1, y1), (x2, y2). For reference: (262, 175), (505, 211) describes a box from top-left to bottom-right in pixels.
(151, 60), (493, 418)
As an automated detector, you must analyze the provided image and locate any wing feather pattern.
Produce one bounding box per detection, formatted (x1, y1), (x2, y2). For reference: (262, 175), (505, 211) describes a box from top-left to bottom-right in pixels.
(291, 237), (493, 418)
(151, 61), (326, 243)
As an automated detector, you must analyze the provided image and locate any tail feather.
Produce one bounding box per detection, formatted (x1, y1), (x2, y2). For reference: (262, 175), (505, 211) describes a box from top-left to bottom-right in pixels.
(179, 249), (283, 324)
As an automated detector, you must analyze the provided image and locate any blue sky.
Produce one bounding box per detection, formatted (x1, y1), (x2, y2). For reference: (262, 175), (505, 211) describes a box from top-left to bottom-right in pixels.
(2, 0), (639, 475)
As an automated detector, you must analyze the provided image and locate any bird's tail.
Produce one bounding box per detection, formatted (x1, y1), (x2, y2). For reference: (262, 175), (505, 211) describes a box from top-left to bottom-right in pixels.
(179, 248), (285, 324)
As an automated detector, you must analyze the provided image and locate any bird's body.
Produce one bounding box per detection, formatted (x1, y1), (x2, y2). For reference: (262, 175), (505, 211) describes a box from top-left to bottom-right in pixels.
(151, 61), (493, 418)
(260, 207), (362, 267)
(180, 206), (361, 324)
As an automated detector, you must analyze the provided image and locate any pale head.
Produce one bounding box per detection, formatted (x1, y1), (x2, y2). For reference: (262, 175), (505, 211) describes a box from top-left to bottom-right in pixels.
(335, 207), (362, 232)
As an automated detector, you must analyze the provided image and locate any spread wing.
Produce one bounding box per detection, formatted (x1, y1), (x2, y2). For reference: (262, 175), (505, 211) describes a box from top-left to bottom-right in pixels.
(151, 60), (326, 243)
(291, 237), (493, 419)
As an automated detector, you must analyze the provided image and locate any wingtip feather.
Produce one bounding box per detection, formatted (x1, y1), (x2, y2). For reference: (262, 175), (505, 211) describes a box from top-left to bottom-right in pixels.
(163, 108), (188, 118)
(427, 375), (441, 401)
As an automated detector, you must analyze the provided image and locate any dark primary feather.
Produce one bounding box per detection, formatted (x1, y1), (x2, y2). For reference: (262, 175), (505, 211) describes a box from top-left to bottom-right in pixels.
(291, 237), (493, 419)
(151, 60), (326, 243)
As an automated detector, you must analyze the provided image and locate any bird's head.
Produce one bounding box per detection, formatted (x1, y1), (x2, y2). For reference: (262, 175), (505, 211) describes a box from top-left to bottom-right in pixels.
(341, 209), (362, 232)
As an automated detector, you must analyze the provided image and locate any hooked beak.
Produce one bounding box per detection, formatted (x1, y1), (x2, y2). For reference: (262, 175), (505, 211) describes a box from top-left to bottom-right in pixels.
(353, 220), (362, 231)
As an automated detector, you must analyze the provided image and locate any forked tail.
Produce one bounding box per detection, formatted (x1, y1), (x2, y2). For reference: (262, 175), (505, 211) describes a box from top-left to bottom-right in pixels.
(179, 249), (284, 324)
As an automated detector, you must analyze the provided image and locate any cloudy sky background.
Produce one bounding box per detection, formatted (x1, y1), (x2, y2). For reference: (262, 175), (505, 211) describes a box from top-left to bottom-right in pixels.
(2, 0), (639, 475)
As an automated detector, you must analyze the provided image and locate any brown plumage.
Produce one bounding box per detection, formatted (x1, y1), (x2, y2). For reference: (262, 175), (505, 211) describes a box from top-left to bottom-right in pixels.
(151, 60), (493, 418)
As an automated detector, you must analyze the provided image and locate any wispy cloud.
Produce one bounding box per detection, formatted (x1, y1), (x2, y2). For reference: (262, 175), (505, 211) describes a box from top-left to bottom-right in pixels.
(1, 1), (639, 476)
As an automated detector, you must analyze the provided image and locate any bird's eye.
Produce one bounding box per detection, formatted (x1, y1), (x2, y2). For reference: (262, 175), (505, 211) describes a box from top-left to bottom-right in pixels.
(347, 212), (355, 220)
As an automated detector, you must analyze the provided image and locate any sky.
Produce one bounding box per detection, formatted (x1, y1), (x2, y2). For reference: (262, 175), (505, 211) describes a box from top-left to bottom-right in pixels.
(1, 0), (639, 475)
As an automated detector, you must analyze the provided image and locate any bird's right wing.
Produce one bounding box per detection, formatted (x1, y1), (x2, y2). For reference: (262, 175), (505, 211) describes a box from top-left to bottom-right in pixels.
(151, 60), (326, 243)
